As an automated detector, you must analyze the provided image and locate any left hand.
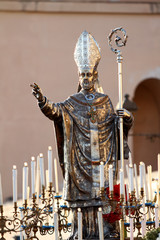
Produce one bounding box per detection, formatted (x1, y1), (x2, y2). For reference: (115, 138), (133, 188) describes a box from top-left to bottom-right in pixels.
(116, 108), (131, 119)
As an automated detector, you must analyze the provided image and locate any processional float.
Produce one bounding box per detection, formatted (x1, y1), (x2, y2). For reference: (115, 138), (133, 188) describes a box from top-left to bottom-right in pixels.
(0, 28), (159, 240)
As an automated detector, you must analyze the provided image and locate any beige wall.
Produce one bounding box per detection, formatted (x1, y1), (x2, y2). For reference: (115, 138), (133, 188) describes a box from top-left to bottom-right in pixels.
(0, 6), (160, 200)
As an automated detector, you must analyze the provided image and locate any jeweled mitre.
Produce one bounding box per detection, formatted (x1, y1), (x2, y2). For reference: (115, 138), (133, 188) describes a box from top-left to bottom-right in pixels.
(74, 31), (101, 72)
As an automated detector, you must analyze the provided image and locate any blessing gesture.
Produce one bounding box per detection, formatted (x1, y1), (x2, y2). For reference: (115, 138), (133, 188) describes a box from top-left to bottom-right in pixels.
(30, 83), (44, 102)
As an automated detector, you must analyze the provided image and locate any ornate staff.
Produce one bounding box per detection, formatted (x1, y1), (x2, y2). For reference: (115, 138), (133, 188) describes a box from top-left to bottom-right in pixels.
(108, 27), (128, 240)
(108, 27), (128, 170)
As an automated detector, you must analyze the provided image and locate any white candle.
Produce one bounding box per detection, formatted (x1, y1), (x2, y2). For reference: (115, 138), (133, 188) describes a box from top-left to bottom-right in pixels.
(155, 204), (159, 228)
(143, 163), (149, 201)
(139, 162), (144, 190)
(31, 157), (35, 195)
(100, 161), (104, 188)
(78, 208), (82, 240)
(0, 174), (3, 206)
(48, 146), (52, 183)
(109, 165), (113, 192)
(97, 208), (104, 240)
(54, 158), (59, 194)
(141, 215), (146, 237)
(120, 169), (124, 195)
(12, 165), (17, 203)
(130, 218), (133, 240)
(54, 210), (59, 240)
(129, 164), (134, 193)
(36, 156), (40, 202)
(27, 186), (30, 203)
(129, 152), (133, 165)
(126, 164), (129, 180)
(39, 153), (45, 189)
(23, 162), (28, 201)
(46, 170), (49, 190)
(20, 211), (24, 240)
(125, 184), (129, 203)
(147, 165), (152, 201)
(134, 164), (139, 200)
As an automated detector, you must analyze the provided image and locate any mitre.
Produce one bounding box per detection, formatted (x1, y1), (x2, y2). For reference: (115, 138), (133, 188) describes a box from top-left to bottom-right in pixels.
(74, 30), (101, 72)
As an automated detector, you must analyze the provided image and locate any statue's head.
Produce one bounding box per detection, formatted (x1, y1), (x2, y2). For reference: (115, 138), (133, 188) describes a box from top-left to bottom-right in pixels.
(74, 31), (101, 92)
(78, 69), (98, 91)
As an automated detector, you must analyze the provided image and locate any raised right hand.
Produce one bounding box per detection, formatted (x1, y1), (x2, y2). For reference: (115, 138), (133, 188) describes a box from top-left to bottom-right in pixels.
(30, 83), (44, 102)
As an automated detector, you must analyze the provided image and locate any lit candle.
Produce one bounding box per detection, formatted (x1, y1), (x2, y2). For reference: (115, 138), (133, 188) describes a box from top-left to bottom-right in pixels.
(120, 169), (124, 196)
(54, 210), (59, 239)
(147, 165), (152, 201)
(129, 164), (134, 193)
(31, 157), (35, 195)
(130, 218), (133, 240)
(0, 174), (3, 206)
(97, 208), (104, 240)
(100, 161), (104, 188)
(48, 146), (52, 183)
(139, 162), (144, 190)
(134, 164), (139, 200)
(12, 165), (17, 203)
(78, 208), (82, 240)
(39, 153), (45, 189)
(109, 165), (113, 192)
(23, 162), (28, 201)
(54, 158), (59, 194)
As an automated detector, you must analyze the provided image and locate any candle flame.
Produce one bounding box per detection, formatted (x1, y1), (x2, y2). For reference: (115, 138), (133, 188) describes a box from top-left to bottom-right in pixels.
(48, 146), (52, 151)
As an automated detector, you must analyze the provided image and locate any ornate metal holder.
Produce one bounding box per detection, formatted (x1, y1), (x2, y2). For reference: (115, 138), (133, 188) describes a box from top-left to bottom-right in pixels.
(0, 183), (71, 240)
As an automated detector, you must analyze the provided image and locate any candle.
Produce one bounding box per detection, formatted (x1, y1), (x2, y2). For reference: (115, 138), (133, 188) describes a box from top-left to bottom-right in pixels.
(141, 215), (146, 237)
(155, 204), (159, 228)
(36, 156), (40, 202)
(78, 208), (82, 240)
(12, 165), (17, 203)
(27, 186), (30, 204)
(120, 169), (124, 196)
(143, 162), (149, 201)
(54, 210), (59, 240)
(54, 158), (59, 194)
(129, 152), (133, 165)
(39, 153), (45, 189)
(100, 161), (104, 188)
(130, 218), (133, 240)
(46, 170), (49, 190)
(31, 157), (35, 195)
(23, 162), (28, 201)
(129, 164), (134, 193)
(126, 164), (129, 179)
(147, 165), (152, 201)
(48, 146), (52, 183)
(125, 184), (129, 203)
(97, 208), (104, 240)
(139, 162), (144, 190)
(109, 165), (113, 192)
(134, 164), (139, 200)
(0, 174), (3, 206)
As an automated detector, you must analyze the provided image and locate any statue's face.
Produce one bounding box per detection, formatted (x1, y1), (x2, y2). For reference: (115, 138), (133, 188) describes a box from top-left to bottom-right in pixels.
(79, 70), (95, 90)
